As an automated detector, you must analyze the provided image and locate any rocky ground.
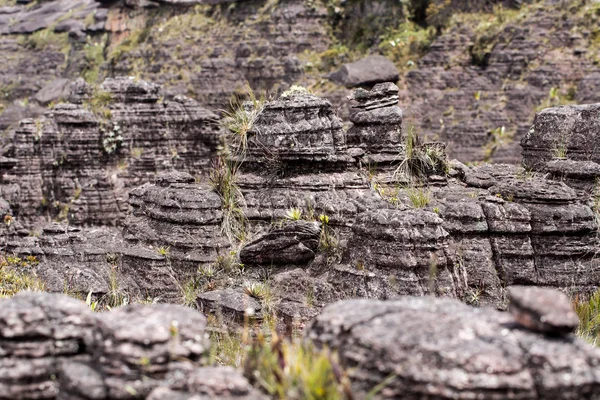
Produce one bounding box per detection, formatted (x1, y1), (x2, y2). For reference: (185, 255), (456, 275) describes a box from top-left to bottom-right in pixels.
(1, 0), (600, 399)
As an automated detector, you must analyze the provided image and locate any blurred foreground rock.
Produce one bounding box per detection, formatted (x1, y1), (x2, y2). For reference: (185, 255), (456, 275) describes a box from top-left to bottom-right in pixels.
(307, 288), (600, 400)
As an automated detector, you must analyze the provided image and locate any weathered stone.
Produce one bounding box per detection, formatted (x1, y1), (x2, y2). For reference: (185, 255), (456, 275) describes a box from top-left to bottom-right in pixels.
(508, 285), (580, 335)
(0, 292), (97, 400)
(329, 55), (399, 88)
(307, 296), (600, 399)
(239, 220), (321, 266)
(197, 289), (261, 321)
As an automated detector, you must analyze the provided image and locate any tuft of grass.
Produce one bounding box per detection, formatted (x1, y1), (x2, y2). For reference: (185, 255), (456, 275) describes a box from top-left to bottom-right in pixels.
(405, 186), (431, 208)
(0, 255), (45, 298)
(319, 214), (341, 265)
(181, 277), (201, 308)
(394, 127), (448, 183)
(285, 207), (303, 221)
(243, 281), (268, 300)
(221, 83), (265, 156)
(574, 289), (600, 346)
(244, 332), (351, 400)
(209, 158), (247, 243)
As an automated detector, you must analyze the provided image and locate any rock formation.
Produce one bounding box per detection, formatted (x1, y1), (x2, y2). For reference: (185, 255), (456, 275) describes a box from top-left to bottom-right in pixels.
(1, 287), (596, 400)
(0, 291), (263, 400)
(4, 80), (599, 320)
(307, 288), (600, 399)
(1, 77), (220, 229)
(2, 0), (600, 164)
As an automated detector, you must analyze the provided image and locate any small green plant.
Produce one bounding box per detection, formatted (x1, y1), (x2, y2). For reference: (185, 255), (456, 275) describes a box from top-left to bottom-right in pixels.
(156, 246), (170, 257)
(221, 83), (265, 156)
(405, 186), (431, 208)
(244, 281), (268, 300)
(280, 85), (312, 98)
(285, 207), (303, 221)
(574, 289), (600, 346)
(394, 127), (448, 183)
(85, 290), (99, 312)
(244, 333), (351, 400)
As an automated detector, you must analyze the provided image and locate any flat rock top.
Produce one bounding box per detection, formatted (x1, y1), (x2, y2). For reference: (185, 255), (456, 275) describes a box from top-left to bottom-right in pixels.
(508, 285), (580, 335)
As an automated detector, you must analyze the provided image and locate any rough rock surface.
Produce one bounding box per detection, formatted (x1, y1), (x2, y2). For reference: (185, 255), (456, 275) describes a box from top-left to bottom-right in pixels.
(328, 55), (400, 88)
(307, 295), (600, 399)
(0, 292), (259, 400)
(6, 84), (600, 315)
(3, 0), (600, 163)
(1, 77), (220, 228)
(508, 285), (580, 335)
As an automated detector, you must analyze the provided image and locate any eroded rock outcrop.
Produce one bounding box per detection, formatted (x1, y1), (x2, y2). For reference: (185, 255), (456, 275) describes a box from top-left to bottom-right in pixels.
(0, 291), (260, 400)
(4, 83), (600, 320)
(307, 290), (600, 399)
(1, 77), (220, 229)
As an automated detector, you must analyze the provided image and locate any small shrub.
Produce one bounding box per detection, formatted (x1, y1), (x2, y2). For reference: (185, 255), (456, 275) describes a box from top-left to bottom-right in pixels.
(221, 83), (265, 156)
(574, 289), (600, 346)
(285, 207), (303, 221)
(102, 123), (123, 154)
(244, 333), (351, 400)
(405, 185), (431, 208)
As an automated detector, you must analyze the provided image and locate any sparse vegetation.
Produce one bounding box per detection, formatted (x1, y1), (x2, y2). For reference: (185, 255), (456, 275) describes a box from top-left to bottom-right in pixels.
(209, 158), (247, 243)
(0, 255), (45, 297)
(244, 332), (351, 400)
(281, 85), (312, 98)
(82, 35), (107, 83)
(405, 185), (431, 208)
(574, 289), (600, 346)
(394, 126), (448, 183)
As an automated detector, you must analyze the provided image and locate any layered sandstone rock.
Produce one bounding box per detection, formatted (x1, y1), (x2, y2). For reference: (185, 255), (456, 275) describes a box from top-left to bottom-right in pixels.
(6, 84), (599, 315)
(1, 77), (220, 229)
(0, 292), (259, 400)
(307, 293), (600, 399)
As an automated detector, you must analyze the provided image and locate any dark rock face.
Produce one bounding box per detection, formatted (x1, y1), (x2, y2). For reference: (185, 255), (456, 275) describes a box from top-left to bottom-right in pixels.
(307, 294), (600, 399)
(7, 84), (600, 314)
(239, 221), (321, 266)
(0, 292), (258, 400)
(240, 89), (349, 172)
(523, 103), (600, 184)
(2, 77), (220, 228)
(0, 293), (96, 400)
(508, 285), (580, 335)
(346, 82), (403, 166)
(329, 55), (400, 88)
